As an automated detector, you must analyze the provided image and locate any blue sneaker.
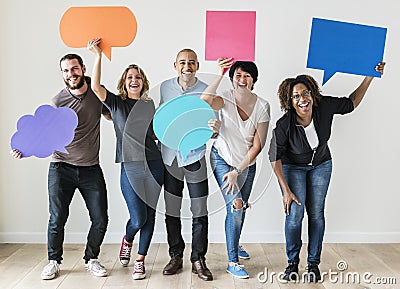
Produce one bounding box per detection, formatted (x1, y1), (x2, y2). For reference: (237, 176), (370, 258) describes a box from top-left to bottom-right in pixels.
(226, 263), (249, 279)
(238, 245), (250, 259)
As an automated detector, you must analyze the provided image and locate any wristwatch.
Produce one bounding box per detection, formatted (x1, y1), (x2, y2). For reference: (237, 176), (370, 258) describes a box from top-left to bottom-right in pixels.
(232, 166), (242, 174)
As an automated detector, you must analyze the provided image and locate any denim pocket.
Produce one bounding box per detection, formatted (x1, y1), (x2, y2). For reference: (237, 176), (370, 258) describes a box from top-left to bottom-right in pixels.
(49, 162), (62, 169)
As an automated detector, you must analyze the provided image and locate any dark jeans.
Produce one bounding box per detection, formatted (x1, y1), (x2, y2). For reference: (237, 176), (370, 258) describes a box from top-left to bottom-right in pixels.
(121, 160), (164, 256)
(47, 162), (108, 262)
(281, 159), (332, 265)
(164, 157), (209, 263)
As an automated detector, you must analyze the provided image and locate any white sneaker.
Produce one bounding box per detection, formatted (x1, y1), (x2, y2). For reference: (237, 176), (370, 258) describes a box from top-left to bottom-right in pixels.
(85, 259), (108, 277)
(41, 260), (60, 280)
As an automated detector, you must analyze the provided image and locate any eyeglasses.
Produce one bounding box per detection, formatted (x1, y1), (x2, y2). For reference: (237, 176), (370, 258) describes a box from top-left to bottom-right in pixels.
(292, 90), (311, 100)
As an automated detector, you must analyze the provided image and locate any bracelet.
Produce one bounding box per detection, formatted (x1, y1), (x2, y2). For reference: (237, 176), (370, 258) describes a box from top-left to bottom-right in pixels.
(232, 166), (242, 175)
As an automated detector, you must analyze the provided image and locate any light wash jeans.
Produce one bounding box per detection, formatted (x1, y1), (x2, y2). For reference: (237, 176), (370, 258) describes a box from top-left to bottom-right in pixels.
(281, 159), (332, 265)
(121, 160), (164, 256)
(210, 147), (256, 263)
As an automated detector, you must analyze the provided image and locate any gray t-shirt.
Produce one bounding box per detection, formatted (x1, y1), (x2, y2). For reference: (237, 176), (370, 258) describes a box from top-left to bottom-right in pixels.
(104, 89), (161, 163)
(51, 79), (103, 166)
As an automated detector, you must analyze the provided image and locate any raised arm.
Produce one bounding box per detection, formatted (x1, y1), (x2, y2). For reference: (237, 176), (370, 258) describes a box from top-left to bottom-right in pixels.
(201, 57), (234, 110)
(349, 62), (385, 109)
(87, 38), (107, 102)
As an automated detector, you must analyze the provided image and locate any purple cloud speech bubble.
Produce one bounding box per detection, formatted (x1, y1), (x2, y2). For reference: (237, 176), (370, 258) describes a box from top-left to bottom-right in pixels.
(10, 104), (78, 158)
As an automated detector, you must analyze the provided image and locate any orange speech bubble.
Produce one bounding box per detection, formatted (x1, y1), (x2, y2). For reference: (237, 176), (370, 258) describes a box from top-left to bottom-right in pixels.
(60, 6), (137, 60)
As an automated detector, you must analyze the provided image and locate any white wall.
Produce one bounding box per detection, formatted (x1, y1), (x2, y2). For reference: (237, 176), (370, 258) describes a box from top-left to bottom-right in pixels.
(1, 0), (399, 244)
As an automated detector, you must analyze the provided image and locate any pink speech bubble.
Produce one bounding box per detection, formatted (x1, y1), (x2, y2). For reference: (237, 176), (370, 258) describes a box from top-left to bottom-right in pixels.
(205, 11), (256, 61)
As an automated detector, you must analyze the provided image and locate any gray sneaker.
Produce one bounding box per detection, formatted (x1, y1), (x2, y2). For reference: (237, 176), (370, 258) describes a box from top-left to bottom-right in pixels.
(85, 259), (108, 277)
(41, 260), (60, 280)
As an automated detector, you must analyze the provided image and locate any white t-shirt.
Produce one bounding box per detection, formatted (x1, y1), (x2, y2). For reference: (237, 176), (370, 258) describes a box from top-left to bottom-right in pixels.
(214, 89), (270, 167)
(304, 119), (319, 149)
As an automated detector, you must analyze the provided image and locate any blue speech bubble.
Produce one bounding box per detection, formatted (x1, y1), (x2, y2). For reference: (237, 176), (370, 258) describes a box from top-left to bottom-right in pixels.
(307, 18), (387, 85)
(153, 95), (215, 159)
(10, 104), (78, 158)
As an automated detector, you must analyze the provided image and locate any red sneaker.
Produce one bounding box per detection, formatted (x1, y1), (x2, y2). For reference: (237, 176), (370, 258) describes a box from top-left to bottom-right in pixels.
(119, 235), (132, 266)
(132, 260), (146, 280)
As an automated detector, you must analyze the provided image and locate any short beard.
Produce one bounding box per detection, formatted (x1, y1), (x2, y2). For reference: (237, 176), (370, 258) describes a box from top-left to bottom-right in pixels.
(64, 74), (86, 90)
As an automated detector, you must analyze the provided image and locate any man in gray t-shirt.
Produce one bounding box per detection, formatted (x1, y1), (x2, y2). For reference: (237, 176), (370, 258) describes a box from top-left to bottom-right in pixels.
(51, 75), (104, 166)
(11, 54), (109, 280)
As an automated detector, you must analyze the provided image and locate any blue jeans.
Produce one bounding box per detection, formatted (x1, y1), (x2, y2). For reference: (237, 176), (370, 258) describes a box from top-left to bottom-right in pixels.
(282, 159), (332, 265)
(121, 160), (164, 256)
(164, 157), (209, 263)
(210, 147), (256, 263)
(47, 162), (108, 262)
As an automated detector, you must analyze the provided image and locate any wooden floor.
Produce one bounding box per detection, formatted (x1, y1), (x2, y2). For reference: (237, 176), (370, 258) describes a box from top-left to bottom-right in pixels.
(0, 243), (399, 289)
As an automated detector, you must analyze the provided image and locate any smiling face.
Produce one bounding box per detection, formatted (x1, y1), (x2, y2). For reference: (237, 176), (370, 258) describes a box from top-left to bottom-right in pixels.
(61, 58), (86, 90)
(292, 83), (313, 116)
(125, 68), (144, 98)
(232, 67), (254, 91)
(174, 51), (199, 86)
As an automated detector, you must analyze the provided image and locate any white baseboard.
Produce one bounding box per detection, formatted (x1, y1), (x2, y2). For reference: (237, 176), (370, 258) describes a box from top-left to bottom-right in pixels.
(1, 232), (399, 243)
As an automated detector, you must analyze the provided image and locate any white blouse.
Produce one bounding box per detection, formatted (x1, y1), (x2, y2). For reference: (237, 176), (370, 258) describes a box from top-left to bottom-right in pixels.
(213, 89), (270, 167)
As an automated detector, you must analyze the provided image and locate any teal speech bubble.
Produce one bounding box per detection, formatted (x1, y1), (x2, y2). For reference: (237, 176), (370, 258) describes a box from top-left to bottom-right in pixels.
(153, 95), (215, 159)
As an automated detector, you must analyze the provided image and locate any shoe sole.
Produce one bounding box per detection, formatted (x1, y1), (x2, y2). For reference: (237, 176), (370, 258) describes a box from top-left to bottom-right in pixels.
(119, 259), (130, 267)
(132, 273), (146, 280)
(238, 255), (250, 260)
(41, 271), (59, 280)
(90, 272), (108, 277)
(226, 269), (249, 279)
(192, 270), (213, 281)
(163, 264), (183, 275)
(85, 267), (108, 277)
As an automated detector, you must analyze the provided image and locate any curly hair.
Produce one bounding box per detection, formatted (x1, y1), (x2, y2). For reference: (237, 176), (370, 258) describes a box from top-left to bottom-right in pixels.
(277, 74), (322, 112)
(117, 64), (150, 101)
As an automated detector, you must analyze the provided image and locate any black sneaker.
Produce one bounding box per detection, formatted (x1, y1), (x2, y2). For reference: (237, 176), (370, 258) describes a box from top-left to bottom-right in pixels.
(282, 263), (298, 281)
(307, 263), (321, 282)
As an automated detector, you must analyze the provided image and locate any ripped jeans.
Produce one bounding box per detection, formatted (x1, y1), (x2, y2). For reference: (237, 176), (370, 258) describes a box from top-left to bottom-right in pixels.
(210, 147), (256, 263)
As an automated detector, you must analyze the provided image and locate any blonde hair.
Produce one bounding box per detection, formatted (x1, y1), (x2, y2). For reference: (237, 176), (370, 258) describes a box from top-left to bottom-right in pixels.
(117, 64), (151, 101)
